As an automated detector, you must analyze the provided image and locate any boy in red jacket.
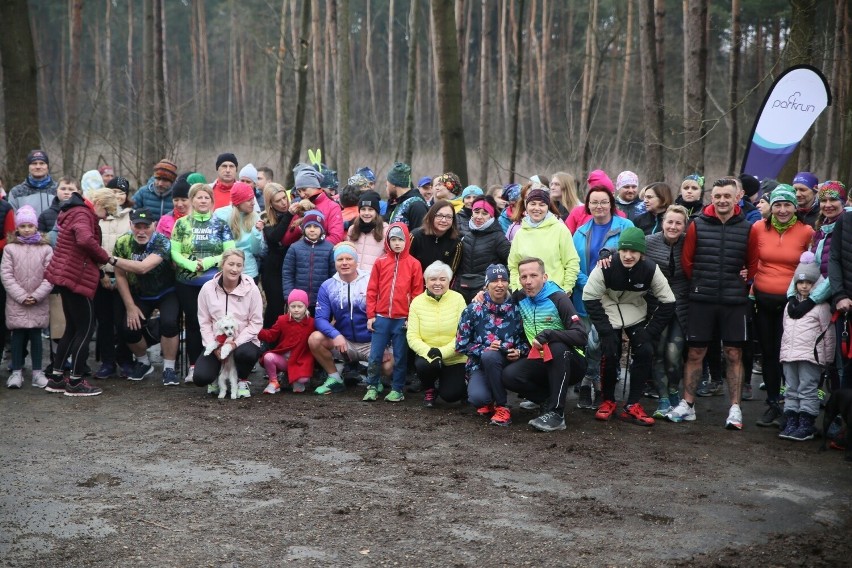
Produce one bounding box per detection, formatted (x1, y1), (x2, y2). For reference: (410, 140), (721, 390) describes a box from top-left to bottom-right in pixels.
(364, 223), (424, 402)
(258, 289), (316, 394)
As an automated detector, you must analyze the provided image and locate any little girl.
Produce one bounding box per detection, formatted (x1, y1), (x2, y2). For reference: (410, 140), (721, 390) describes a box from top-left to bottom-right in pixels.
(258, 289), (316, 393)
(0, 206), (54, 388)
(779, 251), (834, 441)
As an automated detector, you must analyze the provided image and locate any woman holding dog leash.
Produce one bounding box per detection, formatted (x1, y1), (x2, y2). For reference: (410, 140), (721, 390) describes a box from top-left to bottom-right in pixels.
(194, 248), (263, 398)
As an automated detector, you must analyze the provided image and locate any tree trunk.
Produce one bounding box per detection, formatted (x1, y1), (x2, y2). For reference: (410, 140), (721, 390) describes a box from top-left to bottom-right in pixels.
(431, 0), (469, 184)
(337, 0), (351, 178)
(508, 0), (525, 184)
(402, 0), (420, 164)
(726, 0), (741, 174)
(638, 0), (664, 182)
(654, 0), (666, 124)
(500, 0), (510, 140)
(388, 0), (396, 140)
(0, 0), (41, 183)
(287, 0), (312, 189)
(683, 0), (707, 175)
(821, 0), (844, 178)
(63, 0), (83, 176)
(159, 0), (173, 143)
(196, 0), (211, 130)
(154, 0), (168, 153)
(365, 0), (378, 145)
(276, 0), (288, 172)
(326, 0), (338, 158)
(104, 0), (113, 141)
(310, 0), (325, 153)
(579, 0), (599, 176)
(614, 0), (633, 160)
(541, 0), (551, 132)
(478, 0), (491, 186)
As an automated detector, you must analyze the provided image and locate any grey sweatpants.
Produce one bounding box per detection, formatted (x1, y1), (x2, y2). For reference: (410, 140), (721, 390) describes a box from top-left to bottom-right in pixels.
(781, 361), (822, 416)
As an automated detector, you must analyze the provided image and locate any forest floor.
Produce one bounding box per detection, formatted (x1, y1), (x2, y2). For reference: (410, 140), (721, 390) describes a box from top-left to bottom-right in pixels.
(2, 352), (851, 567)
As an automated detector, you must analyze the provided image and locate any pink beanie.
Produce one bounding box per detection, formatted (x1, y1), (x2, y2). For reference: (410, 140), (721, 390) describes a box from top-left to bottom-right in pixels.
(230, 181), (255, 206)
(288, 289), (309, 306)
(15, 205), (38, 227)
(587, 169), (614, 193)
(615, 171), (639, 190)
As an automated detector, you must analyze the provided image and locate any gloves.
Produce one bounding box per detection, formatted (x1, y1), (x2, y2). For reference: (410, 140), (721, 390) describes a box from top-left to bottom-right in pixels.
(630, 328), (651, 350)
(599, 332), (620, 359)
(787, 298), (816, 319)
(427, 348), (443, 367)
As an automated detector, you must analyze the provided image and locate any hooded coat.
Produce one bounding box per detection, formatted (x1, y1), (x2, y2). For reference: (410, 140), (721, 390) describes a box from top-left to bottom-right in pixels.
(282, 233), (335, 307)
(508, 212), (580, 293)
(197, 273), (263, 348)
(366, 222), (424, 319)
(258, 313), (316, 381)
(0, 234), (53, 329)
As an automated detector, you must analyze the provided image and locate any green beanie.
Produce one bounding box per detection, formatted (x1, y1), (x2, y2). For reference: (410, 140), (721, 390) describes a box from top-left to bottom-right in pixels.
(618, 227), (647, 254)
(769, 184), (797, 206)
(187, 172), (206, 185)
(387, 162), (412, 188)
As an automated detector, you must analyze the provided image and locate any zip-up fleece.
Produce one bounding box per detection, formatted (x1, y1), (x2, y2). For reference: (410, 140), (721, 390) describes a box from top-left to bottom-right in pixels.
(367, 222), (424, 319)
(314, 269), (372, 343)
(197, 273), (263, 348)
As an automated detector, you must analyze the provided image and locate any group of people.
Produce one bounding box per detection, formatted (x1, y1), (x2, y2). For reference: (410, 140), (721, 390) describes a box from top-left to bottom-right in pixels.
(1, 148), (848, 439)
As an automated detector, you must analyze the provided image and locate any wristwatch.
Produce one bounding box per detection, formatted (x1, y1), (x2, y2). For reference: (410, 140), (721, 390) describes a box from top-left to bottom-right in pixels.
(109, 256), (118, 266)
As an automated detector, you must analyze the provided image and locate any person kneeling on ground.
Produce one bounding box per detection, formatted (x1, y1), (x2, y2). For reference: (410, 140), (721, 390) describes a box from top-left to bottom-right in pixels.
(258, 289), (316, 394)
(500, 257), (588, 432)
(583, 227), (675, 426)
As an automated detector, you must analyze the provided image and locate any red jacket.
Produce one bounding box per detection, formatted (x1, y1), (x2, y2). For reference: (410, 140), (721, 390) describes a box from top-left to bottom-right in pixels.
(46, 193), (109, 299)
(367, 222), (424, 319)
(258, 314), (316, 382)
(309, 191), (345, 245)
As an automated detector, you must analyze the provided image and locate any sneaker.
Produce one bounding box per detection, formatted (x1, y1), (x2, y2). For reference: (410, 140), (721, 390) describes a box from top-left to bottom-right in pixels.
(490, 406), (512, 427)
(207, 383), (220, 395)
(653, 398), (672, 419)
(519, 399), (540, 410)
(64, 378), (103, 397)
(292, 380), (308, 393)
(528, 411), (566, 432)
(263, 380), (281, 394)
(476, 403), (495, 417)
(725, 404), (743, 430)
(788, 414), (816, 441)
(162, 368), (179, 386)
(127, 361), (154, 381)
(758, 382), (766, 391)
(423, 388), (436, 408)
(577, 385), (594, 409)
(752, 361), (763, 375)
(237, 380), (251, 398)
(595, 400), (617, 421)
(742, 383), (753, 401)
(6, 370), (23, 389)
(384, 389), (404, 402)
(779, 412), (799, 439)
(668, 389), (680, 408)
(643, 387), (660, 400)
(665, 400), (697, 423)
(31, 371), (48, 388)
(119, 362), (134, 378)
(184, 366), (195, 384)
(620, 403), (655, 426)
(94, 362), (116, 379)
(362, 386), (379, 401)
(696, 380), (723, 397)
(314, 377), (345, 395)
(756, 402), (782, 427)
(44, 375), (67, 393)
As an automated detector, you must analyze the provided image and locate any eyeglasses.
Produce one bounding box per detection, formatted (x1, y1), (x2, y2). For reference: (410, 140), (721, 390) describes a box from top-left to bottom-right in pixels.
(588, 201), (609, 207)
(434, 214), (453, 221)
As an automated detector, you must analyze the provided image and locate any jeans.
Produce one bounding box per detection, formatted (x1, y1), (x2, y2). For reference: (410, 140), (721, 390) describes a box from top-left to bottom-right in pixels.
(652, 320), (684, 397)
(781, 361), (822, 416)
(367, 316), (407, 392)
(467, 349), (510, 407)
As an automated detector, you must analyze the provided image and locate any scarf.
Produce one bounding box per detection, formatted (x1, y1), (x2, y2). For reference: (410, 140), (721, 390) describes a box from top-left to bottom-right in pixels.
(27, 174), (53, 190)
(469, 217), (495, 232)
(17, 233), (43, 245)
(771, 215), (797, 234)
(357, 219), (376, 234)
(524, 211), (553, 229)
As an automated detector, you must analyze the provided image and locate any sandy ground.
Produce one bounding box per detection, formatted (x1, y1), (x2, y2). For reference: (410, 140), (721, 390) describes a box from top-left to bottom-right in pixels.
(2, 358), (851, 567)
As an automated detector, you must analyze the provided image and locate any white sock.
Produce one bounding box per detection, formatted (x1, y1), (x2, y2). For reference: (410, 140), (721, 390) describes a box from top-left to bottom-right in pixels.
(137, 354), (150, 365)
(163, 359), (175, 370)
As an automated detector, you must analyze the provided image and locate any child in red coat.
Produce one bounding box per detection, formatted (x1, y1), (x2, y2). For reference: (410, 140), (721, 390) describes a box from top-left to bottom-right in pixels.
(259, 289), (316, 393)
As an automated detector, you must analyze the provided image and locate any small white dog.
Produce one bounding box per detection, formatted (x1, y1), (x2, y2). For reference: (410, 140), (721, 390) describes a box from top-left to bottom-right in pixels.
(204, 314), (239, 399)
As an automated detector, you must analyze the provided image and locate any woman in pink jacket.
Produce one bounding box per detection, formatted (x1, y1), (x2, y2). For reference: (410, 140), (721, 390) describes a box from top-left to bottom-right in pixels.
(194, 248), (263, 398)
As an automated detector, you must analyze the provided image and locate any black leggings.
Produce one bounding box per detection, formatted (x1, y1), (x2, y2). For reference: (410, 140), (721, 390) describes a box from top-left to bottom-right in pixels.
(192, 342), (262, 386)
(414, 356), (467, 403)
(176, 283), (203, 364)
(503, 342), (586, 413)
(95, 285), (132, 365)
(52, 286), (96, 376)
(754, 291), (787, 402)
(117, 291), (181, 344)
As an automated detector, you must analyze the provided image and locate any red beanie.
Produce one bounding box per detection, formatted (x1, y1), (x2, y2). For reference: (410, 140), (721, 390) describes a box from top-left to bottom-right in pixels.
(587, 169), (614, 193)
(230, 182), (255, 206)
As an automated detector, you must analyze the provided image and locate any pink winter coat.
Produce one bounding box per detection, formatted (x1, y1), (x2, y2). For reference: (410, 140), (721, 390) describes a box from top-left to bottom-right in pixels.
(780, 292), (835, 366)
(197, 272), (263, 349)
(348, 223), (389, 276)
(309, 191), (345, 245)
(0, 237), (54, 329)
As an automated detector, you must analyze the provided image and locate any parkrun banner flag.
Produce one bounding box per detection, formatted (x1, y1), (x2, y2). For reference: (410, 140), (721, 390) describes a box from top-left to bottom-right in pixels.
(741, 65), (831, 181)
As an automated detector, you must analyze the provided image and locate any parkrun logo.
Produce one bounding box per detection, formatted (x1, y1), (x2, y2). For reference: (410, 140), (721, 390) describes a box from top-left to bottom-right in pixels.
(771, 91), (816, 113)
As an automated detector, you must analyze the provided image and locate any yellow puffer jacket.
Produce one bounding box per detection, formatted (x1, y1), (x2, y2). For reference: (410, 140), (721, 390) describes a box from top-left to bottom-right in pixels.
(407, 290), (468, 366)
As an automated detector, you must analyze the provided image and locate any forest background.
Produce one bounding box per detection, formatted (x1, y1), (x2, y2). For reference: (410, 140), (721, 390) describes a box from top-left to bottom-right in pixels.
(0, 0), (850, 191)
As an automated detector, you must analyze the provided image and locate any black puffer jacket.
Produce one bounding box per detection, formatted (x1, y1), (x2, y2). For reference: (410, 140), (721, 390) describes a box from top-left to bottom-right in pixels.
(644, 232), (688, 331)
(409, 227), (462, 277)
(453, 221), (511, 302)
(828, 210), (852, 305)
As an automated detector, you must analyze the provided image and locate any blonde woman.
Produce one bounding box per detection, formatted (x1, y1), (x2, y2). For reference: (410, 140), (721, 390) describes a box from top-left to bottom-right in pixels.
(550, 172), (581, 219)
(214, 181), (265, 280)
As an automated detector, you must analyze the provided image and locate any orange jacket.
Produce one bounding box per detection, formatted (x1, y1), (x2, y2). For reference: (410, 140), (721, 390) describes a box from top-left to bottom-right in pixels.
(749, 220), (814, 296)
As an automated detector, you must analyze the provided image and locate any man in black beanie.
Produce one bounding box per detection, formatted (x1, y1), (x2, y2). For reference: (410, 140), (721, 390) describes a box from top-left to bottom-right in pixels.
(212, 152), (239, 209)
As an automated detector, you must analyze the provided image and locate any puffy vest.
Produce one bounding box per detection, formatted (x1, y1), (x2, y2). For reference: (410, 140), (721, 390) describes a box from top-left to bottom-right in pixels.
(689, 212), (750, 304)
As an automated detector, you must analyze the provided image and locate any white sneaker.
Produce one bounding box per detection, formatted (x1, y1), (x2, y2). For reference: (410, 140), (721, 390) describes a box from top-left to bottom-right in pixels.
(6, 370), (23, 389)
(725, 404), (743, 430)
(665, 400), (696, 422)
(237, 380), (251, 398)
(31, 370), (48, 388)
(184, 366), (194, 384)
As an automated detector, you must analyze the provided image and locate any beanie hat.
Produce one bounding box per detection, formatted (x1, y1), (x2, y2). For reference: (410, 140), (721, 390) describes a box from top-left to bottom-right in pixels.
(502, 183), (521, 203)
(794, 251), (821, 283)
(461, 185), (484, 200)
(484, 263), (509, 284)
(26, 149), (49, 166)
(683, 173), (705, 189)
(15, 205), (38, 228)
(216, 152), (238, 170)
(769, 185), (797, 206)
(618, 227), (647, 254)
(319, 165), (339, 190)
(230, 181), (255, 206)
(739, 174), (759, 198)
(587, 169), (614, 192)
(239, 163), (258, 184)
(81, 170), (105, 194)
(388, 226), (406, 241)
(434, 172), (462, 195)
(301, 210), (326, 234)
(525, 188), (551, 206)
(287, 289), (309, 306)
(358, 190), (381, 211)
(154, 159), (178, 182)
(817, 180), (847, 203)
(171, 174), (191, 199)
(294, 164), (323, 190)
(106, 176), (130, 193)
(356, 166), (376, 182)
(615, 171), (639, 190)
(332, 241), (358, 262)
(792, 171), (819, 191)
(347, 174), (371, 189)
(387, 162), (412, 188)
(98, 165), (114, 178)
(187, 172), (206, 185)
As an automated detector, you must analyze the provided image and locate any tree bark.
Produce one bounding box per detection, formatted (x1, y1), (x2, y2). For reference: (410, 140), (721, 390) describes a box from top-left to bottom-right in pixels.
(402, 0), (420, 164)
(63, 0), (83, 176)
(337, 0), (351, 178)
(104, 0), (113, 141)
(614, 0), (633, 160)
(155, 0), (169, 152)
(0, 0), (41, 183)
(287, 0), (312, 189)
(683, 0), (708, 175)
(478, 0), (491, 186)
(388, 0), (396, 140)
(276, 0), (288, 172)
(431, 0), (469, 184)
(500, 0), (510, 140)
(365, 0), (378, 144)
(726, 0), (741, 174)
(654, 0), (666, 124)
(311, 0), (325, 153)
(578, 0), (599, 176)
(821, 0), (844, 178)
(638, 0), (664, 182)
(508, 0), (525, 184)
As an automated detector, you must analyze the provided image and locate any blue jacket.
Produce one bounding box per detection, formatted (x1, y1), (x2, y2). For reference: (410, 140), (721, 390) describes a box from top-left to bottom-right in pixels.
(571, 216), (634, 316)
(131, 180), (173, 222)
(455, 293), (529, 375)
(314, 269), (372, 343)
(282, 237), (335, 307)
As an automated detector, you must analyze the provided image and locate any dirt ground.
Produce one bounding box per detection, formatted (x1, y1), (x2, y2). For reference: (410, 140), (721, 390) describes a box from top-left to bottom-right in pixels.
(2, 355), (851, 567)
